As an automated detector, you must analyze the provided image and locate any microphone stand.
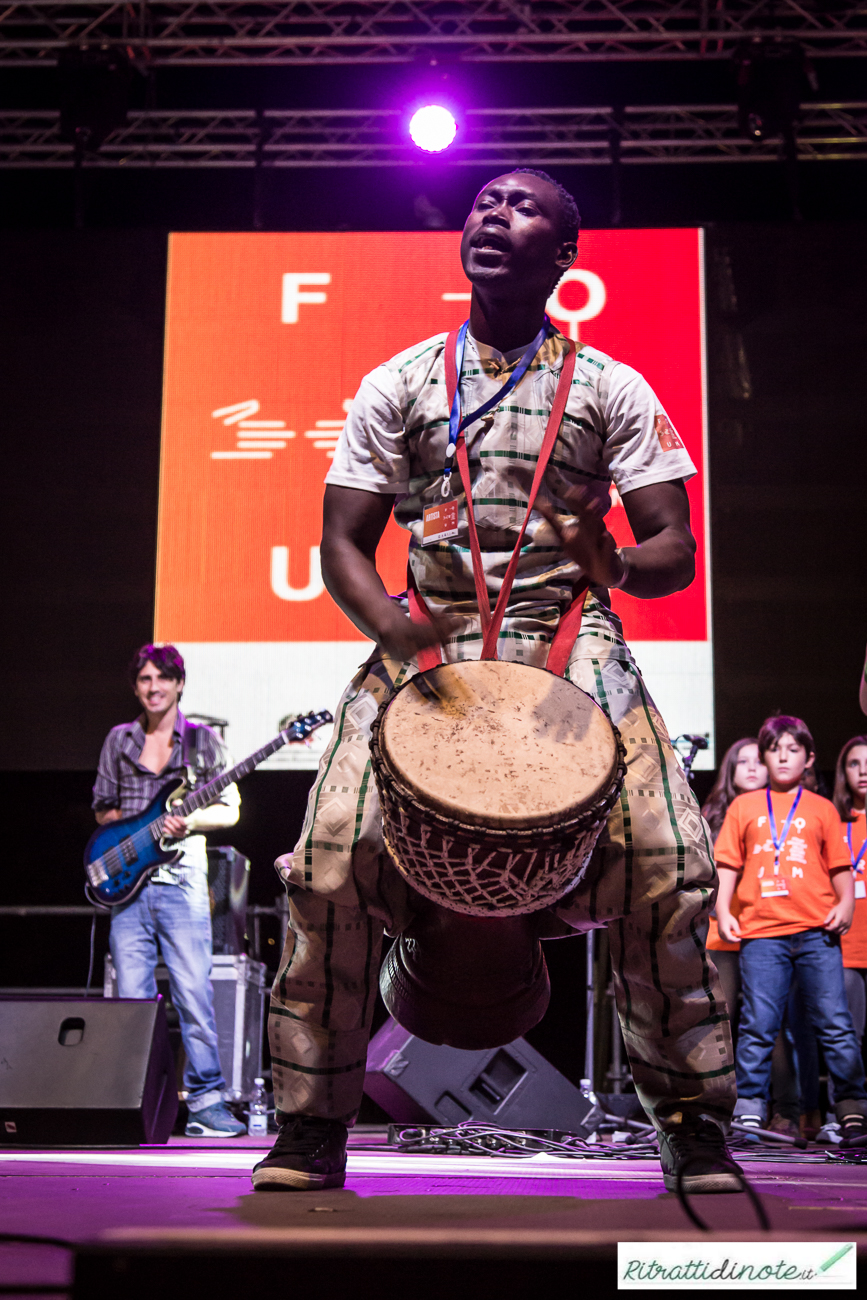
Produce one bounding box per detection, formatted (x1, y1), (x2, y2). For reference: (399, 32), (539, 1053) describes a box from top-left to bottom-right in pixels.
(677, 733), (709, 783)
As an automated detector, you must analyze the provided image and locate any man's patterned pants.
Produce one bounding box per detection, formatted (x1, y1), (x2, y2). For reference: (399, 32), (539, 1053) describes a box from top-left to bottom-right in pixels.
(268, 613), (736, 1132)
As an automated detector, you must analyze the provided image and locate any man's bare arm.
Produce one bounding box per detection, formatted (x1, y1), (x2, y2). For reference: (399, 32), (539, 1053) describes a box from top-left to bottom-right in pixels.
(321, 485), (459, 660)
(538, 479), (696, 599)
(619, 479), (697, 598)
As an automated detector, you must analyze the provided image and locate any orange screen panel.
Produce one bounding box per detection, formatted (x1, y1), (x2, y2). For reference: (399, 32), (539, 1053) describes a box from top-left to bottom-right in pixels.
(155, 229), (708, 644)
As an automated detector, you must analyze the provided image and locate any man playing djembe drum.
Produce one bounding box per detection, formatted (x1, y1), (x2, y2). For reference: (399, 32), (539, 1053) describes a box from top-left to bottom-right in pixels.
(253, 169), (741, 1193)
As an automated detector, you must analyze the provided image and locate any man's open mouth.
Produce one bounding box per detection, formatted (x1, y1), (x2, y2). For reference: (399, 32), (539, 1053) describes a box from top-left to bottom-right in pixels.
(472, 232), (509, 252)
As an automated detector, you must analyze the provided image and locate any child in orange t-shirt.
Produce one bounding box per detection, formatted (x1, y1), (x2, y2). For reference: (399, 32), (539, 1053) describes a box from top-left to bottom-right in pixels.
(835, 736), (867, 1053)
(702, 737), (817, 1138)
(715, 714), (867, 1148)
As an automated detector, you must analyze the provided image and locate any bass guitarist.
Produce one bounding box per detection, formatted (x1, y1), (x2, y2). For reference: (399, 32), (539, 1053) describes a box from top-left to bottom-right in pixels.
(92, 642), (245, 1138)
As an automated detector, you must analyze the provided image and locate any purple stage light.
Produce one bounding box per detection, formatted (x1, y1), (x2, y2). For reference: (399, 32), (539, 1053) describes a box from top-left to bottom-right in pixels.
(409, 105), (457, 153)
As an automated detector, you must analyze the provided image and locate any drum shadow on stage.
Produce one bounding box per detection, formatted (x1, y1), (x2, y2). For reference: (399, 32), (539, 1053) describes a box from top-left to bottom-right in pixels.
(222, 1184), (853, 1237)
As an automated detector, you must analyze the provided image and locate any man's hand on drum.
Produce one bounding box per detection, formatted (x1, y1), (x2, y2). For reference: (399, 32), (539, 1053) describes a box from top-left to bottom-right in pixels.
(537, 486), (625, 589)
(320, 486), (464, 663)
(375, 602), (464, 663)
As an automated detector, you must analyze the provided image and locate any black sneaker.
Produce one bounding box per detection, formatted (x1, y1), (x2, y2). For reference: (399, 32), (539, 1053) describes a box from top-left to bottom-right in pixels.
(659, 1118), (745, 1193)
(251, 1116), (348, 1190)
(838, 1114), (867, 1149)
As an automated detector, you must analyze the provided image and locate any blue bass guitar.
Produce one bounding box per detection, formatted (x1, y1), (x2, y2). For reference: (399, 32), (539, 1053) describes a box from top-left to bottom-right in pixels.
(84, 710), (332, 907)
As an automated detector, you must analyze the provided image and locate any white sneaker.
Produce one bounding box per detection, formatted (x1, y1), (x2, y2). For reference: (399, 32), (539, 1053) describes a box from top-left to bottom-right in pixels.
(815, 1119), (842, 1146)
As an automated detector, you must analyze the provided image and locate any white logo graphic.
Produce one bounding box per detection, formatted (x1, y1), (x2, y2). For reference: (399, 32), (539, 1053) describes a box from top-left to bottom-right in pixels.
(210, 400), (295, 461)
(281, 273), (331, 324)
(305, 398), (353, 459)
(271, 546), (325, 602)
(786, 837), (808, 866)
(547, 268), (607, 342)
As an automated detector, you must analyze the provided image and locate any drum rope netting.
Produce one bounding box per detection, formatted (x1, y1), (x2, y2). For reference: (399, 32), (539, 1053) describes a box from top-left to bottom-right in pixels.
(370, 703), (627, 918)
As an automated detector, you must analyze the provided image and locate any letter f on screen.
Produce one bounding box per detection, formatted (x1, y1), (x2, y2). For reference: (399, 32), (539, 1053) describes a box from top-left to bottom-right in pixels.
(281, 273), (331, 323)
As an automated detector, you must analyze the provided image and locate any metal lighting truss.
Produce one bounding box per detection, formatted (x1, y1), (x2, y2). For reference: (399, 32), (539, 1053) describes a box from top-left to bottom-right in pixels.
(1, 1), (867, 67)
(1, 102), (865, 165)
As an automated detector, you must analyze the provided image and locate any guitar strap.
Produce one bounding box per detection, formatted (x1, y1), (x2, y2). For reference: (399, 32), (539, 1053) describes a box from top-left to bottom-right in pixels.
(182, 721), (205, 789)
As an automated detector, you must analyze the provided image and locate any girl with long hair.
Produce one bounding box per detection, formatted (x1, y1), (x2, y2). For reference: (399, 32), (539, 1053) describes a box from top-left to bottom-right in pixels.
(835, 736), (867, 1059)
(703, 739), (768, 1012)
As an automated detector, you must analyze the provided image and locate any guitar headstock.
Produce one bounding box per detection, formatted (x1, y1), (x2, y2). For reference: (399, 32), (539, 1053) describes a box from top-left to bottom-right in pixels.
(279, 710), (334, 744)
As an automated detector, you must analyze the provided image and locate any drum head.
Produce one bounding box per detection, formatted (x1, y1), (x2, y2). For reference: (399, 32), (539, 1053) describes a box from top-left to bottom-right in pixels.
(378, 660), (619, 830)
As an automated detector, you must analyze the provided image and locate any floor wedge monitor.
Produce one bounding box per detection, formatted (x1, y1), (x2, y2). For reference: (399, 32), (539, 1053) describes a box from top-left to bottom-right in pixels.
(365, 1015), (594, 1133)
(0, 996), (178, 1145)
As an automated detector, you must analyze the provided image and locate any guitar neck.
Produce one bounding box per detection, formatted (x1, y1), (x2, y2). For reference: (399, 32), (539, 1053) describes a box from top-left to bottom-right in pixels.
(172, 733), (289, 820)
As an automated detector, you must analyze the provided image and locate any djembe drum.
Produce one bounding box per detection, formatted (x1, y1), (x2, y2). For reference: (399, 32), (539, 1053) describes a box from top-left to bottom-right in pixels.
(369, 659), (625, 1050)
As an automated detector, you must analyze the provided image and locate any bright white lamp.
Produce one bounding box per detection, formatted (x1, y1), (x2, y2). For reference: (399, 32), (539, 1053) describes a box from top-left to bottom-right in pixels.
(409, 105), (458, 153)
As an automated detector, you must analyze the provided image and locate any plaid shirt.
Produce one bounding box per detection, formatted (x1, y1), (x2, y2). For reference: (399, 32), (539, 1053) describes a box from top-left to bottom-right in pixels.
(92, 710), (228, 881)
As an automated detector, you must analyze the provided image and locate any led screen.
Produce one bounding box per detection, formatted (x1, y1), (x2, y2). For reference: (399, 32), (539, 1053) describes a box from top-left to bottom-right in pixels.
(156, 230), (713, 769)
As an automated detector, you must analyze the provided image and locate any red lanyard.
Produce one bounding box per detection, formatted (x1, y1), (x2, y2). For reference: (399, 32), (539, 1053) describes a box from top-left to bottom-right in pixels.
(409, 330), (587, 676)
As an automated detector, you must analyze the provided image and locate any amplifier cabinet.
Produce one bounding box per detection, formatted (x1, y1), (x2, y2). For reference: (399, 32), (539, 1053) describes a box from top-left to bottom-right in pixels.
(207, 846), (250, 955)
(210, 954), (267, 1101)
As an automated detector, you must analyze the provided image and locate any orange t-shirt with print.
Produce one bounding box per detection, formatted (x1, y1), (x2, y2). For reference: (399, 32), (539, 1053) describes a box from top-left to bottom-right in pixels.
(841, 809), (867, 968)
(714, 787), (850, 940)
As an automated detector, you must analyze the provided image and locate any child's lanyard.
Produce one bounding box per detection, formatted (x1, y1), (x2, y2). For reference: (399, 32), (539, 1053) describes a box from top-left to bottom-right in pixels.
(766, 786), (802, 874)
(847, 822), (867, 873)
(440, 319), (548, 499)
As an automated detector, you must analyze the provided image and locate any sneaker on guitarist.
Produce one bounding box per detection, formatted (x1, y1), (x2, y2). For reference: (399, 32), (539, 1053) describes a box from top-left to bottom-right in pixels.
(92, 643), (245, 1138)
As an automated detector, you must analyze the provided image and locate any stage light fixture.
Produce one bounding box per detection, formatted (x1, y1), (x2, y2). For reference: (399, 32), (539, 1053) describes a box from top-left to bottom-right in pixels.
(409, 105), (457, 153)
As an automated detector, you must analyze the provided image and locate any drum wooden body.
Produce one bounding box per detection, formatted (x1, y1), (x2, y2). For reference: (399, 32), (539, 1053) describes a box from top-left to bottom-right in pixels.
(370, 659), (625, 919)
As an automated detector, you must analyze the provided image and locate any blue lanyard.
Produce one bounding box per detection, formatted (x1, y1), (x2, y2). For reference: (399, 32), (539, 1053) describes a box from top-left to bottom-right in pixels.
(441, 319), (549, 498)
(848, 821), (867, 873)
(766, 787), (802, 871)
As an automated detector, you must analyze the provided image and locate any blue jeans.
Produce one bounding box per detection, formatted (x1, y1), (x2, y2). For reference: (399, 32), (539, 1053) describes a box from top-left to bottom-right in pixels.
(736, 929), (867, 1109)
(110, 878), (225, 1110)
(786, 976), (822, 1113)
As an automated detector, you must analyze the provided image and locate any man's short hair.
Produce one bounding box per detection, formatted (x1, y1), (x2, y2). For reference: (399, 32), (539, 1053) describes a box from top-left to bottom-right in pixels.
(128, 643), (185, 689)
(509, 168), (581, 244)
(758, 713), (815, 759)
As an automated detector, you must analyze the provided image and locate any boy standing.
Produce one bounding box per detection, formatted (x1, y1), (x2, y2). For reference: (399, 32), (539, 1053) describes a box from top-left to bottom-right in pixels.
(715, 714), (867, 1147)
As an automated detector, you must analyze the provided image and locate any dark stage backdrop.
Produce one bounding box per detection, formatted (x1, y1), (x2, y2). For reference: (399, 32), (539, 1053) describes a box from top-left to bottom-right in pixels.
(1, 231), (168, 769)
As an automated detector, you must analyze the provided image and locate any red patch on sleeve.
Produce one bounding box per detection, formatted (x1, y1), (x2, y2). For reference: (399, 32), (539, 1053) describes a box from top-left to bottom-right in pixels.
(655, 412), (685, 452)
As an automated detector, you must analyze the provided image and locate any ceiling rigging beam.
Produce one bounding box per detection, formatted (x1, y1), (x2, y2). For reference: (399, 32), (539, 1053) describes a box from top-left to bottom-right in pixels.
(2, 101), (865, 164)
(1, 1), (867, 66)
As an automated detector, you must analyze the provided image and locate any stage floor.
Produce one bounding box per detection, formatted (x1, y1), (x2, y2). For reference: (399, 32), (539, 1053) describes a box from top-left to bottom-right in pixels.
(2, 1129), (867, 1297)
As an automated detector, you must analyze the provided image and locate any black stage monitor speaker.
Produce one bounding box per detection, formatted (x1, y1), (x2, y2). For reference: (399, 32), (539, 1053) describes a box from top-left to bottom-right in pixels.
(365, 1016), (593, 1133)
(0, 996), (178, 1145)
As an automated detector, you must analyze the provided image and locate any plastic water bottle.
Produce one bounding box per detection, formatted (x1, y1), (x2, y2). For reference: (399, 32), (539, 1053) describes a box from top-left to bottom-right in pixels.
(248, 1078), (269, 1137)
